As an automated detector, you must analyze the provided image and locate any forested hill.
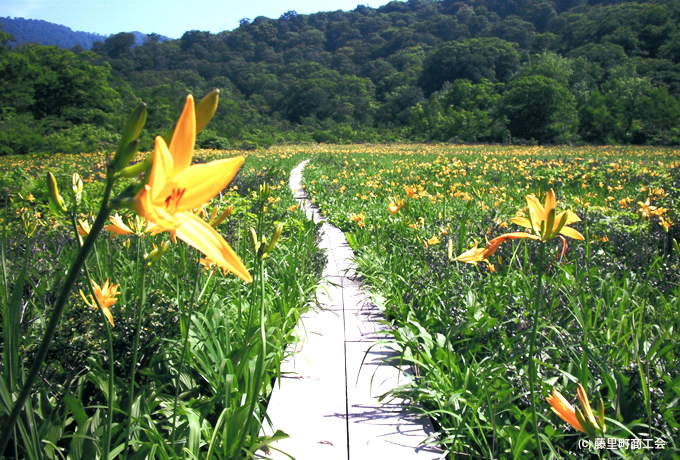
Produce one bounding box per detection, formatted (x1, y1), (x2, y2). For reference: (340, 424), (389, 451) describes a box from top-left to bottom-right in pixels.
(0, 17), (168, 49)
(1, 0), (680, 155)
(0, 17), (107, 49)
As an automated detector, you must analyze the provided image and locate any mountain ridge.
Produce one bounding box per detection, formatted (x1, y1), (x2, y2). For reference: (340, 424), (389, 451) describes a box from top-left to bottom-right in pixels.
(0, 16), (169, 49)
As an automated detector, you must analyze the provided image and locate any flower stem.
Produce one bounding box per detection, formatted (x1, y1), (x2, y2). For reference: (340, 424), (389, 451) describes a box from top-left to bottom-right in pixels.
(170, 256), (202, 450)
(122, 237), (147, 459)
(528, 243), (546, 460)
(71, 212), (114, 460)
(239, 259), (267, 454)
(0, 176), (115, 455)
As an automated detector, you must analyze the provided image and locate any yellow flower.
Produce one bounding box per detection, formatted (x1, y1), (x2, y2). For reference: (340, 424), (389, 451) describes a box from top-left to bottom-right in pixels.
(455, 190), (583, 266)
(453, 240), (487, 264)
(637, 198), (657, 220)
(388, 200), (404, 216)
(511, 189), (584, 242)
(425, 236), (440, 247)
(659, 217), (673, 232)
(77, 219), (91, 236)
(452, 239), (497, 271)
(576, 384), (603, 434)
(80, 278), (119, 327)
(133, 95), (252, 283)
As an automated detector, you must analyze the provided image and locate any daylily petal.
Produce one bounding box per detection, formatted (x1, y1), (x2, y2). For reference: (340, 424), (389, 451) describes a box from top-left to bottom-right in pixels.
(576, 385), (599, 428)
(526, 194), (546, 222)
(559, 225), (585, 241)
(483, 232), (540, 258)
(545, 189), (556, 214)
(561, 210), (581, 225)
(169, 95), (196, 175)
(102, 307), (114, 327)
(547, 389), (584, 432)
(511, 216), (532, 229)
(105, 213), (134, 237)
(174, 212), (252, 283)
(171, 157), (245, 212)
(147, 137), (173, 202)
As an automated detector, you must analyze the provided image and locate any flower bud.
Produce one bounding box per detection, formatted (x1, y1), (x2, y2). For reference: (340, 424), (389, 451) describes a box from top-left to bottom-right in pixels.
(249, 227), (260, 253)
(46, 172), (68, 214)
(258, 183), (271, 202)
(211, 205), (233, 227)
(72, 173), (83, 205)
(111, 103), (147, 172)
(145, 241), (171, 267)
(195, 89), (219, 135)
(265, 222), (284, 254)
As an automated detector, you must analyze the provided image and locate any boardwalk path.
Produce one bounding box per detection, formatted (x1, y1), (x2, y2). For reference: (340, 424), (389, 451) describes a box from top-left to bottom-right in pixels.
(260, 160), (444, 460)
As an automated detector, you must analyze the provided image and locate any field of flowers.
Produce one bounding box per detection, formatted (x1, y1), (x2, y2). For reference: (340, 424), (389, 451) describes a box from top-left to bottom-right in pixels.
(1, 136), (678, 459)
(302, 144), (680, 459)
(0, 97), (326, 459)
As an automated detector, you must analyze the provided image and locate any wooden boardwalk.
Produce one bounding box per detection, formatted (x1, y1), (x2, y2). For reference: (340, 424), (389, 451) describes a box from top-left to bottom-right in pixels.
(259, 161), (444, 460)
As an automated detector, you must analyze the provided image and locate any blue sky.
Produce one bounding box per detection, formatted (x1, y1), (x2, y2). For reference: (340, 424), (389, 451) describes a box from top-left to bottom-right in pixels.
(0, 0), (398, 38)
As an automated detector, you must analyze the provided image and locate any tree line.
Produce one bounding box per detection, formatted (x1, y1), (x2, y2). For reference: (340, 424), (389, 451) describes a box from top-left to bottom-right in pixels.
(1, 0), (680, 155)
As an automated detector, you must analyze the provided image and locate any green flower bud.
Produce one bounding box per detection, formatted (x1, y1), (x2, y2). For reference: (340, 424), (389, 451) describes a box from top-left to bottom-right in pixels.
(249, 227), (260, 253)
(258, 183), (271, 202)
(46, 172), (68, 214)
(195, 89), (220, 135)
(72, 173), (83, 205)
(111, 103), (147, 172)
(265, 222), (284, 254)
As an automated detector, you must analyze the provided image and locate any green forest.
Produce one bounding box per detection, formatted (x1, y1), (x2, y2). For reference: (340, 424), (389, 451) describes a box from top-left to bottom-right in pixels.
(2, 0), (680, 155)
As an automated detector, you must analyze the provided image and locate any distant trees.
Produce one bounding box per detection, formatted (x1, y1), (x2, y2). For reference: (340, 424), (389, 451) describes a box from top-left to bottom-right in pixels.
(0, 44), (124, 154)
(420, 38), (520, 94)
(1, 0), (680, 154)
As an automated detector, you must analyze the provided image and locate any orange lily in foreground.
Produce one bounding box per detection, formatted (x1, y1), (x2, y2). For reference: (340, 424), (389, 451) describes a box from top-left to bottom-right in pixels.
(133, 95), (252, 283)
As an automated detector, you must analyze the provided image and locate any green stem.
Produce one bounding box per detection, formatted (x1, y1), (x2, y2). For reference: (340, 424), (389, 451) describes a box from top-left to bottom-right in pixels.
(72, 213), (115, 460)
(0, 176), (116, 455)
(170, 257), (202, 450)
(123, 237), (147, 459)
(528, 243), (546, 460)
(238, 259), (266, 455)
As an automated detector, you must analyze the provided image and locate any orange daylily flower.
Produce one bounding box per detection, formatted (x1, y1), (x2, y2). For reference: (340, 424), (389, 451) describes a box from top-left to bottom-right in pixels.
(80, 278), (119, 327)
(547, 384), (605, 436)
(546, 388), (584, 433)
(388, 200), (404, 216)
(454, 189), (583, 266)
(133, 95), (252, 283)
(453, 240), (486, 264)
(425, 236), (440, 247)
(104, 213), (134, 238)
(77, 219), (92, 236)
(511, 189), (584, 242)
